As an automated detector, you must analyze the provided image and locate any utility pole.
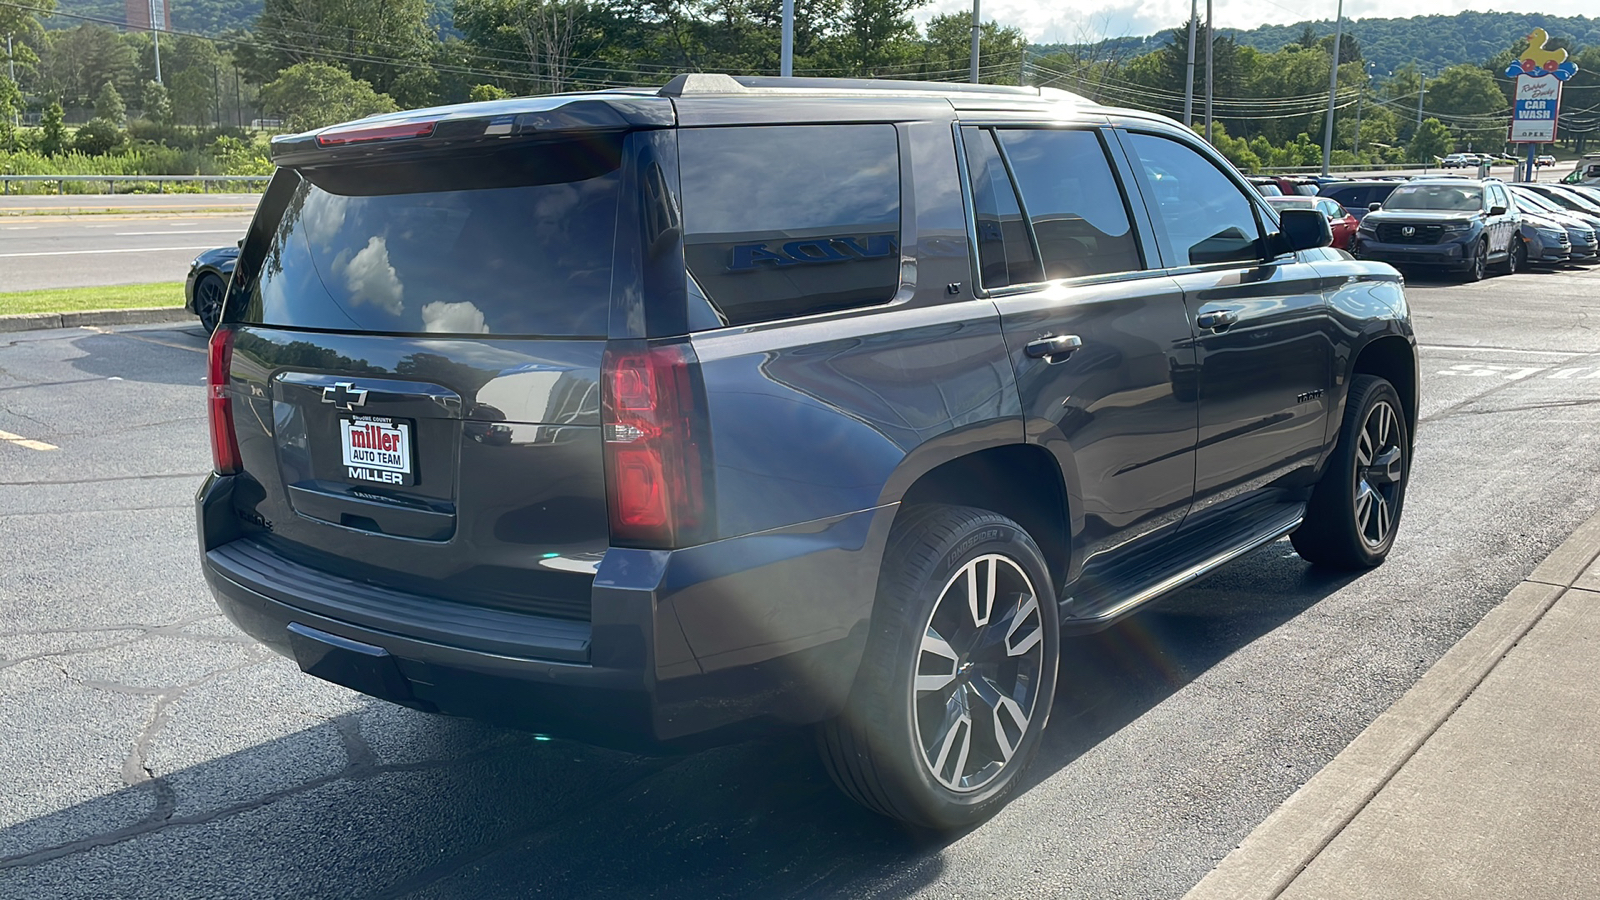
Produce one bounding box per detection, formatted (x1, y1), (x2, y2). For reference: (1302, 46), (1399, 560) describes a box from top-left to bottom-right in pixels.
(780, 0), (793, 77)
(969, 0), (981, 84)
(6, 34), (14, 84)
(1351, 86), (1364, 156)
(1017, 47), (1026, 86)
(1204, 0), (1213, 142)
(1416, 75), (1426, 131)
(1320, 0), (1344, 177)
(1183, 0), (1197, 129)
(149, 0), (163, 84)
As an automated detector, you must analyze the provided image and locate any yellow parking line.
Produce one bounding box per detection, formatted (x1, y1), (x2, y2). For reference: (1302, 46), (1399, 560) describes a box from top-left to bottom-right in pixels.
(0, 429), (58, 451)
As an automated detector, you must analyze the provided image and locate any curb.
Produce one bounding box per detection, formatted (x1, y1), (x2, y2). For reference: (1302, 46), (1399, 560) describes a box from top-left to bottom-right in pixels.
(1183, 506), (1600, 900)
(0, 307), (193, 334)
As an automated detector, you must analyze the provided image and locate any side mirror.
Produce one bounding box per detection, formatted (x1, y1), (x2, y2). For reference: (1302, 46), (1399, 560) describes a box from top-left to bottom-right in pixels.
(1368, 202), (1383, 212)
(1490, 205), (1507, 216)
(1274, 207), (1333, 254)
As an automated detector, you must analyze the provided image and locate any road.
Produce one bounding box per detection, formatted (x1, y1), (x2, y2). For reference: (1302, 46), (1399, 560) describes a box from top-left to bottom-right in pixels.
(4, 266), (1600, 898)
(0, 214), (253, 294)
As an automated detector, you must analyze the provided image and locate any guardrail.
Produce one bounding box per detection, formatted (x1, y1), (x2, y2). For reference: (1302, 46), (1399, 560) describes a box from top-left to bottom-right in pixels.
(0, 174), (271, 195)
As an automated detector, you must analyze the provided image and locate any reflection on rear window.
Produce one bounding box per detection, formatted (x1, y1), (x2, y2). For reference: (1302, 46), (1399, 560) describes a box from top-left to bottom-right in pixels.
(241, 141), (622, 336)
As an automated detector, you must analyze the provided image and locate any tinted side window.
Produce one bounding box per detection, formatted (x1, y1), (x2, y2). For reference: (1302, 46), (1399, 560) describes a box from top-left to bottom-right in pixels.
(963, 127), (1042, 289)
(1490, 184), (1509, 211)
(1127, 132), (1263, 267)
(679, 124), (901, 328)
(1325, 187), (1365, 208)
(996, 129), (1143, 279)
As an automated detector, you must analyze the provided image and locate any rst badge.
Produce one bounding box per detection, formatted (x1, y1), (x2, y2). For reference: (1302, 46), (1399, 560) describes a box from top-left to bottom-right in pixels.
(340, 416), (412, 485)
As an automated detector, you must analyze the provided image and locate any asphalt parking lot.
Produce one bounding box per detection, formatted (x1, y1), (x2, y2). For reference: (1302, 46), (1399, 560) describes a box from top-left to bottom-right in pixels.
(4, 264), (1600, 899)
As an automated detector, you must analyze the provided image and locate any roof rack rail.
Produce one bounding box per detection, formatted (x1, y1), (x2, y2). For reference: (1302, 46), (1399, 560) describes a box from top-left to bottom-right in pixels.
(657, 73), (1079, 100)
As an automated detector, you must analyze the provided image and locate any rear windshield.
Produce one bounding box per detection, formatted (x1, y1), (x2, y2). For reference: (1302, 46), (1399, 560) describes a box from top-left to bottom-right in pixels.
(239, 138), (624, 336)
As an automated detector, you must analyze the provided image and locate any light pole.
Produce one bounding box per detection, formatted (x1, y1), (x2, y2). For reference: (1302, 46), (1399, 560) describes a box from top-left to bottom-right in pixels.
(1204, 0), (1213, 142)
(1320, 0), (1344, 176)
(970, 0), (981, 84)
(149, 0), (163, 84)
(780, 0), (793, 76)
(1183, 0), (1197, 129)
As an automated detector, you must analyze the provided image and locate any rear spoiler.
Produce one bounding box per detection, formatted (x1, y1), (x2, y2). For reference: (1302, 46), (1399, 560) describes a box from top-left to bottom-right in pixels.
(270, 94), (675, 167)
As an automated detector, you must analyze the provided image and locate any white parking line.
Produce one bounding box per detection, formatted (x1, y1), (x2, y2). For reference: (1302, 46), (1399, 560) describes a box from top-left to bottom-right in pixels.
(0, 429), (58, 451)
(0, 245), (215, 258)
(1420, 344), (1583, 357)
(113, 229), (241, 236)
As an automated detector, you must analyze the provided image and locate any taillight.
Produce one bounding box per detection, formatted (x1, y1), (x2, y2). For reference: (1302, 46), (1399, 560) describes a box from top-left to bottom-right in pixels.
(208, 326), (242, 475)
(602, 342), (712, 548)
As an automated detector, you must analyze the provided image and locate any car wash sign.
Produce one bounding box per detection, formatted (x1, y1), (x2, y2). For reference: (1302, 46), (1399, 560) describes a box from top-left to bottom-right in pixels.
(1506, 29), (1577, 143)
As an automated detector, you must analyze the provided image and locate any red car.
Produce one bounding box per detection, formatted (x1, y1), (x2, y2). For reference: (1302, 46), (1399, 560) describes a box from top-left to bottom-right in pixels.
(1267, 195), (1358, 249)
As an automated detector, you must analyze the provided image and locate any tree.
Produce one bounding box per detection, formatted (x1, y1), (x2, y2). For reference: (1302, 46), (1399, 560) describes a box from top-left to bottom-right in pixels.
(837, 0), (924, 74)
(242, 0), (436, 94)
(40, 100), (66, 156)
(94, 82), (126, 125)
(73, 117), (125, 154)
(0, 76), (19, 152)
(469, 83), (512, 102)
(141, 80), (171, 125)
(1425, 65), (1509, 149)
(921, 14), (1025, 84)
(260, 62), (398, 131)
(1410, 117), (1453, 163)
(37, 24), (142, 108)
(170, 67), (217, 127)
(0, 0), (54, 45)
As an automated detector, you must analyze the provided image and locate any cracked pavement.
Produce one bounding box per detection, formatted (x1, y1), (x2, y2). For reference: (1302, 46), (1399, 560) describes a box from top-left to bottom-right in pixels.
(4, 265), (1600, 899)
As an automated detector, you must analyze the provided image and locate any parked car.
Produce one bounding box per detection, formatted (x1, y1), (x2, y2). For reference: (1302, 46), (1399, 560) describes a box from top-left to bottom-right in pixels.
(1560, 153), (1600, 186)
(1267, 195), (1358, 249)
(1513, 212), (1574, 267)
(1247, 177), (1284, 196)
(197, 75), (1417, 830)
(1507, 185), (1600, 261)
(1354, 178), (1522, 280)
(185, 245), (238, 333)
(1537, 154), (1557, 167)
(1521, 182), (1600, 221)
(1319, 180), (1402, 223)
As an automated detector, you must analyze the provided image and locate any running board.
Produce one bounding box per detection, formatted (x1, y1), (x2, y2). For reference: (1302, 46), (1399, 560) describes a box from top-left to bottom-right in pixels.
(1059, 503), (1304, 634)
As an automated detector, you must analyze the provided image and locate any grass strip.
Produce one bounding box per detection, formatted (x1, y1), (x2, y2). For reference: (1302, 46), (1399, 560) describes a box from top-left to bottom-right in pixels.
(0, 282), (185, 315)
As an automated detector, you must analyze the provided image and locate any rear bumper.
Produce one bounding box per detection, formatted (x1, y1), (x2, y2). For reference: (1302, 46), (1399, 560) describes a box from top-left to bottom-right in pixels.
(198, 474), (890, 751)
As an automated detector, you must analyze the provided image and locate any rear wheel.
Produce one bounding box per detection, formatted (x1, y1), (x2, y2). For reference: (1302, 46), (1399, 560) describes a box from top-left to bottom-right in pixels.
(817, 504), (1059, 830)
(1292, 375), (1409, 569)
(194, 273), (225, 333)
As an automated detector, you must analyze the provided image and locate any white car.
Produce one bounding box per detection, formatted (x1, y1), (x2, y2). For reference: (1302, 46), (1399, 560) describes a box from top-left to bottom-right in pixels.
(1442, 153), (1468, 168)
(1538, 155), (1557, 167)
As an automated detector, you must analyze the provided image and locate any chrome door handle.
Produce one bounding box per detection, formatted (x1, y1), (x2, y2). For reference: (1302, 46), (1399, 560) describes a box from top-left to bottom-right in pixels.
(1025, 334), (1083, 362)
(1197, 309), (1239, 331)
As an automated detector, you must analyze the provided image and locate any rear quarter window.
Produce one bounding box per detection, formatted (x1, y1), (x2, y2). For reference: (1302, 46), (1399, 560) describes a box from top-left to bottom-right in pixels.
(678, 124), (901, 328)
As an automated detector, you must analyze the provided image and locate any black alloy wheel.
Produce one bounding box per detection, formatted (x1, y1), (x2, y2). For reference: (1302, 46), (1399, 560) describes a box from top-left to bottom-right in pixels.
(195, 273), (226, 333)
(1292, 375), (1409, 569)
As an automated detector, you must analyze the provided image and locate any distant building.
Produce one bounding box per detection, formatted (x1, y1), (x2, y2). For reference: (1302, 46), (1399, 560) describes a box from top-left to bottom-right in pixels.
(125, 0), (171, 31)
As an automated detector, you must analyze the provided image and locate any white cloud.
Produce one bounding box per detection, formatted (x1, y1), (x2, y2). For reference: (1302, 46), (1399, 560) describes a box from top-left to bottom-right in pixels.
(421, 301), (490, 334)
(336, 236), (404, 316)
(916, 0), (1598, 44)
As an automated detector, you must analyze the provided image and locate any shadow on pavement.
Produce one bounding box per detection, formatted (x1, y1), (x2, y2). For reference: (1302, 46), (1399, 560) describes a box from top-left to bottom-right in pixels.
(0, 543), (1358, 899)
(65, 327), (209, 387)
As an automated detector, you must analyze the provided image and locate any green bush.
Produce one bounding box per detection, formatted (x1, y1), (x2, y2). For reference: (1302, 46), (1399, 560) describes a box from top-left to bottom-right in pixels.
(72, 118), (126, 155)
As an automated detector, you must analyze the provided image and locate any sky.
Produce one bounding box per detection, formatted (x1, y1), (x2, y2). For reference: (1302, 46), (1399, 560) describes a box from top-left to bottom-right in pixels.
(916, 0), (1598, 45)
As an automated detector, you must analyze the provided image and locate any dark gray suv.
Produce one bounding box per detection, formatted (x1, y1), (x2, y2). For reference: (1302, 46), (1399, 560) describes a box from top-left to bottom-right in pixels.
(198, 75), (1417, 829)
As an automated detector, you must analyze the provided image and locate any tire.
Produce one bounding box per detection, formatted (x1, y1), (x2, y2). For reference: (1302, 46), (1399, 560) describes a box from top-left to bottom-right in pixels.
(1461, 239), (1488, 282)
(194, 273), (226, 333)
(1497, 238), (1520, 276)
(817, 504), (1060, 830)
(1291, 375), (1409, 569)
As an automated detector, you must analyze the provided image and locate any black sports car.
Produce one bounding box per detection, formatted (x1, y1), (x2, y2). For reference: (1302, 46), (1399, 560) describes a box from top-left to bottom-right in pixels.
(185, 245), (238, 332)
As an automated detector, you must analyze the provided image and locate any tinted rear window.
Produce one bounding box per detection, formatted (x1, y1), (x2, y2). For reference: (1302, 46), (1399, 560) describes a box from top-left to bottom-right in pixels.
(679, 124), (901, 328)
(239, 138), (624, 336)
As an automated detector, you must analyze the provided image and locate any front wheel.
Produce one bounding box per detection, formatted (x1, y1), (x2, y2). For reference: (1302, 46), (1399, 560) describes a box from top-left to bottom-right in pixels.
(1497, 237), (1521, 275)
(817, 504), (1059, 830)
(1291, 375), (1409, 569)
(1462, 239), (1488, 282)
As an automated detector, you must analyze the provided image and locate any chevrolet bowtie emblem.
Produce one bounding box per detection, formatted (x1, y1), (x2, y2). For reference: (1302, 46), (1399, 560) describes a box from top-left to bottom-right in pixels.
(1401, 226), (1416, 237)
(321, 382), (368, 411)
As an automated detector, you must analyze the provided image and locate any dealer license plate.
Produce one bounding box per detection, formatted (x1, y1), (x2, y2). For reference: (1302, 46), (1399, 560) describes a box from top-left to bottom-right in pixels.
(340, 416), (413, 486)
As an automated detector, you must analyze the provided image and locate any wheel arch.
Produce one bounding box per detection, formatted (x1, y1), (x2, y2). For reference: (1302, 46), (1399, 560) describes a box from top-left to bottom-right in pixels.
(891, 443), (1072, 593)
(1350, 334), (1418, 442)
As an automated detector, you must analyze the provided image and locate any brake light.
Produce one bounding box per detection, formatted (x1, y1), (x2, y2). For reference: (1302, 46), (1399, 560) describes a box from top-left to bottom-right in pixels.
(315, 119), (437, 147)
(208, 327), (242, 475)
(602, 342), (711, 548)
